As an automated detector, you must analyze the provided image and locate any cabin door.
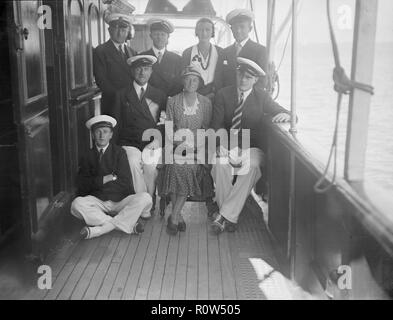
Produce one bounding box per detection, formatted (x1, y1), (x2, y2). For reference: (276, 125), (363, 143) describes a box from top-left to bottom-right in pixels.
(8, 0), (54, 249)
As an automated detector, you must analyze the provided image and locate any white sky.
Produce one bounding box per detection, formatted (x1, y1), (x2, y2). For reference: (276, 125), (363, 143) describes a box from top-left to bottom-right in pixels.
(129, 0), (393, 44)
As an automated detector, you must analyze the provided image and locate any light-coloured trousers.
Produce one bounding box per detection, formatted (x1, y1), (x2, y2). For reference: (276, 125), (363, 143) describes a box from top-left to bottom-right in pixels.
(122, 146), (161, 196)
(212, 148), (264, 224)
(71, 193), (152, 234)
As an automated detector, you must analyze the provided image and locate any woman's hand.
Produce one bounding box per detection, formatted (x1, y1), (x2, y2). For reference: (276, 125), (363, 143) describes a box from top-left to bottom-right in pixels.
(272, 113), (291, 123)
(158, 111), (167, 125)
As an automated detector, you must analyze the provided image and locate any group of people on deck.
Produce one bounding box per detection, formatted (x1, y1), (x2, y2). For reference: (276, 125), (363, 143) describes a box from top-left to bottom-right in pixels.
(70, 8), (291, 240)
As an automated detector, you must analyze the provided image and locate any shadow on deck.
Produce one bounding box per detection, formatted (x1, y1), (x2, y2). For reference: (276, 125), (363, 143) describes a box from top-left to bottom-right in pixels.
(3, 197), (308, 300)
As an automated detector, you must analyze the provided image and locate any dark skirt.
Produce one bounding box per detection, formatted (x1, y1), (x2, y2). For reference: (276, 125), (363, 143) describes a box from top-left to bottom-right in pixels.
(157, 163), (214, 200)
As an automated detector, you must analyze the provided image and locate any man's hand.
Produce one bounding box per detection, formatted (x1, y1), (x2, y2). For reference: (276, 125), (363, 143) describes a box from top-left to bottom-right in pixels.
(272, 113), (291, 123)
(103, 174), (116, 184)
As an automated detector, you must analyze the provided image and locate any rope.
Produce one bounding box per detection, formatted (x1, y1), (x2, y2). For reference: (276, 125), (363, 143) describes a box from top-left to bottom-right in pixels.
(314, 0), (374, 194)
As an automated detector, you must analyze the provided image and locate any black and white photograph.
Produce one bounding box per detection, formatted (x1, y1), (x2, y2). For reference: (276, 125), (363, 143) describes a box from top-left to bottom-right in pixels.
(0, 0), (392, 304)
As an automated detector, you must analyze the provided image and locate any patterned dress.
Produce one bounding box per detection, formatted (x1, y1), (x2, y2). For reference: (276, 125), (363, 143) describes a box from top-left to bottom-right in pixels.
(157, 93), (214, 198)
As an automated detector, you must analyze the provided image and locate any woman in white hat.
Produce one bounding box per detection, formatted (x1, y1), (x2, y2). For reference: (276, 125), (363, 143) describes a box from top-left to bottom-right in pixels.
(157, 64), (214, 235)
(182, 18), (225, 101)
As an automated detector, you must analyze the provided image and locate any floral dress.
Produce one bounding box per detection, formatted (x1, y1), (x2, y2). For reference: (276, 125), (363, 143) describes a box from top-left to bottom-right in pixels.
(157, 92), (214, 199)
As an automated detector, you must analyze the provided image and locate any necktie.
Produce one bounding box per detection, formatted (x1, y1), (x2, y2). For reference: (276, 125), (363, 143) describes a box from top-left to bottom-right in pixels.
(157, 51), (163, 63)
(231, 92), (245, 131)
(99, 148), (104, 163)
(140, 87), (145, 101)
(119, 44), (126, 61)
(235, 42), (242, 56)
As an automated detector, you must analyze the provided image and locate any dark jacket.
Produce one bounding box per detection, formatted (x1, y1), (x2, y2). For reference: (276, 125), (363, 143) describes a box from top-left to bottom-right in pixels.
(93, 40), (137, 114)
(110, 84), (167, 151)
(181, 45), (225, 96)
(222, 39), (268, 90)
(211, 86), (289, 151)
(76, 143), (134, 202)
(140, 48), (183, 97)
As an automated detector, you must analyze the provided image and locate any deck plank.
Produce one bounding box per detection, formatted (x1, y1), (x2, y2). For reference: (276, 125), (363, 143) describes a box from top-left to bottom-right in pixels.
(44, 239), (95, 300)
(134, 216), (165, 300)
(160, 229), (180, 300)
(83, 232), (122, 300)
(108, 232), (141, 300)
(207, 229), (223, 300)
(197, 205), (209, 300)
(70, 235), (112, 300)
(121, 219), (155, 300)
(219, 233), (237, 300)
(56, 236), (104, 300)
(95, 232), (131, 299)
(173, 221), (189, 300)
(185, 219), (199, 300)
(146, 215), (171, 300)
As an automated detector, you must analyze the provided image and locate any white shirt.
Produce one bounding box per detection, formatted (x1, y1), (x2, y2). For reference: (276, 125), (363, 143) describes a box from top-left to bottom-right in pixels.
(190, 44), (218, 86)
(236, 37), (250, 49)
(96, 143), (109, 154)
(152, 46), (166, 59)
(111, 40), (126, 53)
(133, 81), (148, 100)
(238, 87), (253, 103)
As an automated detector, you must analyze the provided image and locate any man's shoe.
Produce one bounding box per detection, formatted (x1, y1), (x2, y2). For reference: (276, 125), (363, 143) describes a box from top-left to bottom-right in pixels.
(211, 214), (226, 235)
(78, 226), (90, 240)
(132, 222), (144, 235)
(225, 221), (237, 233)
(206, 200), (219, 221)
(166, 215), (178, 236)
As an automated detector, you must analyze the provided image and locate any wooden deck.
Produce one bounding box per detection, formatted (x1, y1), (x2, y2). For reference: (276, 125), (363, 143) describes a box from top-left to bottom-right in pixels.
(14, 197), (304, 300)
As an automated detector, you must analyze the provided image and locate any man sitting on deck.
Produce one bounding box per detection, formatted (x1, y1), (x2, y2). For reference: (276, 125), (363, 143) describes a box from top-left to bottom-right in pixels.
(71, 115), (152, 240)
(210, 57), (291, 234)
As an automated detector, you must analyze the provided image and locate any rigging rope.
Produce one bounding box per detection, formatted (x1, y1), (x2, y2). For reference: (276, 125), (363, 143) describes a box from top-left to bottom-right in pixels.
(313, 0), (374, 194)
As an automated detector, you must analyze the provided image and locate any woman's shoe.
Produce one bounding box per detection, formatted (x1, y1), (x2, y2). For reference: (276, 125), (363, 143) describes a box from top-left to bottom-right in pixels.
(166, 215), (178, 236)
(178, 220), (186, 232)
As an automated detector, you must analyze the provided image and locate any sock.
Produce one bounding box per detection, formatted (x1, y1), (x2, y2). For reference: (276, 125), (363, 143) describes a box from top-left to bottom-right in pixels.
(87, 222), (116, 239)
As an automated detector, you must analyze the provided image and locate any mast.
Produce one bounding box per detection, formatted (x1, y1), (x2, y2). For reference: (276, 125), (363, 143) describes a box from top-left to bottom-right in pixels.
(344, 0), (378, 181)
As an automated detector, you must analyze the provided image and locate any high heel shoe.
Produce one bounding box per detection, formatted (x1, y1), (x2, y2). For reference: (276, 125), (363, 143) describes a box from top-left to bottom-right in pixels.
(166, 215), (178, 236)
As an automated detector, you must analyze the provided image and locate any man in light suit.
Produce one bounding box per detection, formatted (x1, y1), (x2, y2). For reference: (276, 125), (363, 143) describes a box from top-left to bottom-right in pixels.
(140, 18), (183, 97)
(110, 55), (167, 218)
(71, 115), (152, 240)
(93, 12), (137, 114)
(222, 9), (268, 90)
(210, 58), (290, 234)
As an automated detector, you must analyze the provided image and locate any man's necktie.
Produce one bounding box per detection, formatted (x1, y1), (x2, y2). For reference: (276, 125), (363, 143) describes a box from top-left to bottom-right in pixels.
(231, 92), (245, 186)
(231, 92), (245, 131)
(235, 42), (242, 56)
(157, 51), (163, 63)
(119, 44), (126, 61)
(99, 148), (104, 163)
(140, 87), (145, 101)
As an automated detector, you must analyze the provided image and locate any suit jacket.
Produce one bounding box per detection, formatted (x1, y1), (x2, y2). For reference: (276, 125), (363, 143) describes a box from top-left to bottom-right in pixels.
(76, 143), (134, 202)
(182, 45), (225, 96)
(110, 84), (167, 151)
(140, 48), (183, 97)
(93, 40), (137, 114)
(211, 86), (289, 151)
(222, 39), (268, 90)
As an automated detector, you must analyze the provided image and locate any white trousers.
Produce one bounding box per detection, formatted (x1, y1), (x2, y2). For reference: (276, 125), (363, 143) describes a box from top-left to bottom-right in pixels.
(122, 146), (161, 196)
(212, 148), (264, 224)
(71, 193), (152, 234)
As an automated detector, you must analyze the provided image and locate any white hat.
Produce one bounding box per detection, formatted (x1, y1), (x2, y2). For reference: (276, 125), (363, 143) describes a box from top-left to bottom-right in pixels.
(181, 63), (205, 86)
(237, 57), (265, 77)
(226, 9), (255, 25)
(127, 55), (157, 68)
(104, 11), (133, 26)
(86, 115), (117, 130)
(147, 18), (175, 34)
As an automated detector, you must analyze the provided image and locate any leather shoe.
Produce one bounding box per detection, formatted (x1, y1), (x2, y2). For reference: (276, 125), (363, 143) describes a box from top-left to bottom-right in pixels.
(178, 220), (186, 232)
(211, 214), (226, 235)
(132, 222), (144, 235)
(225, 221), (237, 233)
(166, 215), (178, 236)
(79, 226), (90, 240)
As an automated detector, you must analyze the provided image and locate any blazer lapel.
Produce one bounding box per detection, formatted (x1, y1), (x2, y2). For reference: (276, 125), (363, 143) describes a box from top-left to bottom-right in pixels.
(127, 85), (156, 124)
(107, 40), (128, 68)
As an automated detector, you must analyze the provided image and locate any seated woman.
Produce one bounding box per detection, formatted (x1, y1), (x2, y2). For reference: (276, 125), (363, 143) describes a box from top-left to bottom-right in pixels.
(157, 64), (214, 235)
(182, 18), (224, 101)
